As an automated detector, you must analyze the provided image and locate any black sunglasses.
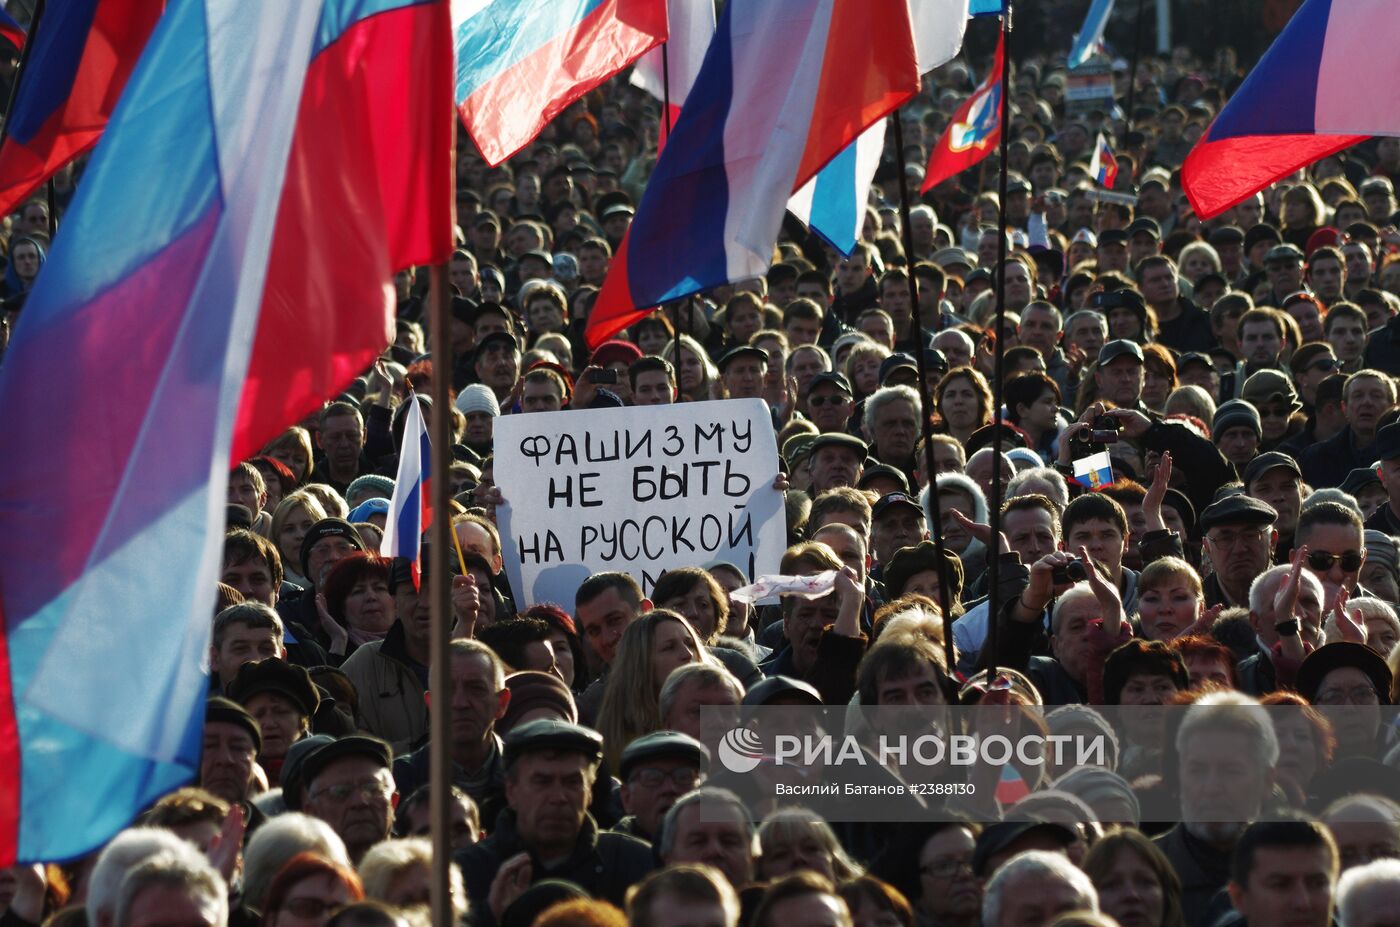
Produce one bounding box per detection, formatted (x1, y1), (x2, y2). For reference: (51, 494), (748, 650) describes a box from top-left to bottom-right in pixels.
(1308, 549), (1364, 572)
(1307, 357), (1340, 373)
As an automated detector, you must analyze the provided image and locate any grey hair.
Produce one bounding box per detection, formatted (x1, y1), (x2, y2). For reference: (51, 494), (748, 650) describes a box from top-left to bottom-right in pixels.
(1300, 488), (1362, 517)
(1322, 793), (1400, 827)
(89, 828), (208, 927)
(982, 850), (1097, 927)
(114, 854), (228, 927)
(1176, 690), (1278, 768)
(358, 837), (468, 920)
(242, 812), (349, 912)
(785, 344), (832, 377)
(862, 384), (922, 439)
(1050, 583), (1098, 636)
(1064, 309), (1108, 336)
(1021, 300), (1063, 328)
(909, 204), (937, 225)
(1007, 467), (1070, 508)
(1338, 859), (1400, 927)
(658, 787), (754, 861)
(1247, 563), (1322, 618)
(659, 663), (744, 726)
(933, 328), (975, 354)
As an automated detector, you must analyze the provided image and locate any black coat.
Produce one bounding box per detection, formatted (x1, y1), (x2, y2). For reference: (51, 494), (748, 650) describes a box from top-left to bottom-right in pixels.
(456, 811), (654, 927)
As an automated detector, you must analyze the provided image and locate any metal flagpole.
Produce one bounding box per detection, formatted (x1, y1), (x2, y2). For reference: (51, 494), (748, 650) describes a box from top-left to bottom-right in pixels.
(984, 4), (1014, 680)
(891, 114), (958, 675)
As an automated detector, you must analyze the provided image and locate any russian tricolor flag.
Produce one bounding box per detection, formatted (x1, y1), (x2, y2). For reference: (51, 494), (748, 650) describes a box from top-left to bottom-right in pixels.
(1068, 0), (1113, 69)
(0, 0), (452, 864)
(0, 0), (164, 219)
(1182, 0), (1397, 219)
(454, 0), (667, 166)
(586, 0), (920, 348)
(1090, 132), (1118, 189)
(381, 397), (433, 590)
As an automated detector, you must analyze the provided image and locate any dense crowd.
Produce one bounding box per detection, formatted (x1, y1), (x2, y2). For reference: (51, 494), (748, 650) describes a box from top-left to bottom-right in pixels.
(7, 13), (1400, 927)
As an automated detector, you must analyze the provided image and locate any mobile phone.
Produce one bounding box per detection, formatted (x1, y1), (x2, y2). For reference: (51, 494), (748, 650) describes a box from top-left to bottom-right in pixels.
(586, 368), (619, 384)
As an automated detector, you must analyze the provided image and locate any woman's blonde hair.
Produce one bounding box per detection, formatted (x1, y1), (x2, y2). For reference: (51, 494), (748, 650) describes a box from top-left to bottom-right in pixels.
(261, 427), (315, 484)
(596, 610), (715, 770)
(757, 808), (864, 882)
(268, 490), (330, 577)
(357, 838), (467, 922)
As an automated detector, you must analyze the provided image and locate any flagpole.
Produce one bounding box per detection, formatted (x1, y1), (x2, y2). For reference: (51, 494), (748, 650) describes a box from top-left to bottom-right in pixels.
(984, 6), (1014, 681)
(892, 113), (957, 675)
(660, 40), (685, 369)
(1123, 0), (1148, 140)
(427, 86), (459, 927)
(0, 0), (45, 152)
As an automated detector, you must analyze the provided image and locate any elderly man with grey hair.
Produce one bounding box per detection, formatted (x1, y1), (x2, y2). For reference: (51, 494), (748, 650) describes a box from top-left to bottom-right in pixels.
(862, 384), (921, 476)
(241, 812), (350, 913)
(981, 850), (1098, 927)
(658, 787), (756, 890)
(88, 828), (211, 927)
(1236, 561), (1326, 695)
(659, 663), (744, 742)
(1008, 466), (1070, 508)
(1154, 691), (1279, 927)
(115, 855), (228, 927)
(1338, 859), (1400, 927)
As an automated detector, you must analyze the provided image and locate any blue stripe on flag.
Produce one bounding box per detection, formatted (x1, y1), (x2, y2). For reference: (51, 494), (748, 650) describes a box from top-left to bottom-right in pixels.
(1068, 0), (1114, 69)
(807, 141), (860, 255)
(1208, 0), (1330, 139)
(969, 0), (1005, 15)
(5, 0), (98, 143)
(454, 0), (607, 102)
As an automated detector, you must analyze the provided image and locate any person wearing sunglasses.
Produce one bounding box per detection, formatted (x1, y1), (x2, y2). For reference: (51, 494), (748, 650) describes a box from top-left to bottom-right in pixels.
(1296, 502), (1369, 603)
(804, 372), (856, 435)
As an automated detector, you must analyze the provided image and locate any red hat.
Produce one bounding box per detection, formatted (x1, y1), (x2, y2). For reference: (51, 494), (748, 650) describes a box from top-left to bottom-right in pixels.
(590, 339), (643, 368)
(1305, 226), (1342, 255)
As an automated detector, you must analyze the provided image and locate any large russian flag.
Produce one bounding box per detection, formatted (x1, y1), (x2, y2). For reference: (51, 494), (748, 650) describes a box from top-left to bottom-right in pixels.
(788, 0), (968, 255)
(0, 0), (164, 220)
(454, 0), (667, 167)
(0, 0), (452, 865)
(585, 0), (919, 348)
(381, 398), (433, 590)
(1181, 0), (1397, 219)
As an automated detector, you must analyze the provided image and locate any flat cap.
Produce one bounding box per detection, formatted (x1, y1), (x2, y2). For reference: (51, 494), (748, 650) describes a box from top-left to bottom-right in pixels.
(227, 658), (320, 717)
(858, 464), (912, 494)
(742, 675), (823, 707)
(503, 719), (604, 768)
(1265, 243), (1305, 263)
(1198, 493), (1278, 533)
(618, 731), (710, 781)
(808, 433), (869, 459)
(717, 345), (769, 372)
(299, 734), (394, 794)
(1243, 451), (1302, 487)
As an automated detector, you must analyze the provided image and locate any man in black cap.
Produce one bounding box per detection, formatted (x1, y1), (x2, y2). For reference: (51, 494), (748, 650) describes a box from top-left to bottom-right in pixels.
(1097, 229), (1130, 274)
(1210, 226), (1247, 283)
(614, 731), (709, 844)
(226, 657), (321, 784)
(275, 518), (366, 651)
(718, 345), (767, 401)
(869, 492), (928, 567)
(300, 734), (396, 862)
(1213, 400), (1263, 471)
(1263, 243), (1306, 307)
(456, 719), (654, 919)
(1245, 452), (1306, 561)
(804, 372), (855, 434)
(200, 697), (261, 810)
(806, 433), (867, 495)
(474, 330), (522, 404)
(1127, 217), (1162, 268)
(1200, 493), (1278, 609)
(1094, 340), (1146, 410)
(1366, 421), (1400, 534)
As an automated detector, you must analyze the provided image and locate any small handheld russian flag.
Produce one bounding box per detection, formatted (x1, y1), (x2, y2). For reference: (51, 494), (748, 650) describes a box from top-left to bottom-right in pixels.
(1089, 132), (1118, 189)
(381, 395), (433, 589)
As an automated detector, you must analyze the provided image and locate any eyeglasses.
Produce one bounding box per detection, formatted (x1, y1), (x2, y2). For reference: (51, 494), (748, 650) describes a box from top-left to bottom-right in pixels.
(808, 395), (850, 407)
(630, 767), (701, 789)
(1307, 549), (1364, 572)
(1307, 357), (1340, 373)
(921, 858), (975, 879)
(310, 778), (392, 803)
(1315, 685), (1379, 706)
(1205, 527), (1270, 548)
(280, 899), (347, 919)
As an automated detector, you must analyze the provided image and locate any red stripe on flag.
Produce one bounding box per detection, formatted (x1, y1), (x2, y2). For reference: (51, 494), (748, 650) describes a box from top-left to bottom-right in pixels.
(0, 593), (21, 866)
(584, 232), (645, 349)
(793, 0), (917, 189)
(1182, 129), (1364, 219)
(232, 1), (454, 463)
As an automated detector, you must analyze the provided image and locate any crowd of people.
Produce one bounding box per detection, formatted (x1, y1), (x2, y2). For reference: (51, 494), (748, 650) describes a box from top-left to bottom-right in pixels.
(9, 9), (1400, 927)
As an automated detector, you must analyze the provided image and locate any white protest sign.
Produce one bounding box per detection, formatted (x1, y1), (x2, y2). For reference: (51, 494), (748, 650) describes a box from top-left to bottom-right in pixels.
(493, 398), (785, 608)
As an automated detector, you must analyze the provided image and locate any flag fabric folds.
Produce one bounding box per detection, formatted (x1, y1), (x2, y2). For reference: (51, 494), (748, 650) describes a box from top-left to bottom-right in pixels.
(920, 29), (1003, 193)
(585, 0), (920, 349)
(1181, 0), (1394, 219)
(381, 398), (433, 590)
(630, 0), (714, 153)
(0, 0), (164, 219)
(0, 0), (453, 865)
(1090, 131), (1118, 188)
(1068, 0), (1113, 69)
(454, 0), (667, 166)
(0, 6), (24, 50)
(788, 0), (968, 255)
